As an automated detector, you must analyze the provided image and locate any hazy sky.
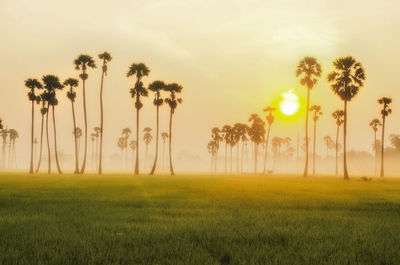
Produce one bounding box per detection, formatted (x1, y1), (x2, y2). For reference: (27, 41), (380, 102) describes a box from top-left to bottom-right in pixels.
(0, 0), (400, 172)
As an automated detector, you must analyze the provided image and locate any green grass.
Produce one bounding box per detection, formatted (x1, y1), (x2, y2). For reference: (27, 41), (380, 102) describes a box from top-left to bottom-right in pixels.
(0, 173), (400, 265)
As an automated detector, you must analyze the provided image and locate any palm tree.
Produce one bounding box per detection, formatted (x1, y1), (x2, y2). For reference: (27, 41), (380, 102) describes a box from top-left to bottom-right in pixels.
(161, 132), (168, 170)
(25, 78), (42, 173)
(74, 54), (97, 174)
(91, 133), (96, 170)
(207, 140), (218, 172)
(296, 56), (322, 177)
(369, 118), (382, 175)
(262, 106), (275, 174)
(33, 137), (38, 168)
(164, 83), (183, 175)
(332, 110), (344, 175)
(143, 127), (153, 169)
(248, 114), (266, 174)
(327, 56), (366, 180)
(122, 128), (132, 170)
(378, 97), (392, 178)
(272, 137), (283, 171)
(8, 129), (18, 168)
(64, 78), (80, 173)
(310, 105), (322, 175)
(127, 62), (150, 175)
(148, 80), (166, 175)
(74, 127), (82, 161)
(234, 124), (247, 173)
(129, 140), (137, 171)
(35, 94), (48, 173)
(43, 75), (64, 174)
(323, 136), (334, 157)
(94, 126), (101, 169)
(210, 128), (222, 172)
(221, 125), (232, 173)
(0, 128), (8, 169)
(98, 52), (112, 174)
(240, 125), (249, 173)
(117, 137), (126, 170)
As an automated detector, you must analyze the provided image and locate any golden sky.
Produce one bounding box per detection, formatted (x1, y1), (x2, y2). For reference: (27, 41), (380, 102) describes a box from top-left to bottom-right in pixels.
(0, 0), (399, 172)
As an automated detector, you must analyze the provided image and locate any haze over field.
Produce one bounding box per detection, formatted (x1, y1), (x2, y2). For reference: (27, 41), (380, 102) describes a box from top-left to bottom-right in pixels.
(1, 0), (400, 173)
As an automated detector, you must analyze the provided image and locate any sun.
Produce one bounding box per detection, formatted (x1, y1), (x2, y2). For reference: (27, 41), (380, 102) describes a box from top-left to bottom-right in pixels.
(279, 89), (300, 116)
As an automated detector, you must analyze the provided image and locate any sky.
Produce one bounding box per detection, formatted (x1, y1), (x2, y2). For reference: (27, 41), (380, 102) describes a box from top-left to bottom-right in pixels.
(0, 0), (400, 172)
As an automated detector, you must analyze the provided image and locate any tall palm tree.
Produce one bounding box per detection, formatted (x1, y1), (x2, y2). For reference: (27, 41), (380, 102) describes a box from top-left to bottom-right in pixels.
(221, 125), (232, 173)
(207, 140), (219, 172)
(378, 97), (392, 178)
(8, 129), (18, 169)
(122, 128), (132, 170)
(127, 62), (150, 175)
(0, 128), (8, 169)
(43, 75), (64, 174)
(262, 106), (275, 174)
(143, 127), (153, 169)
(272, 137), (283, 171)
(64, 78), (80, 173)
(74, 54), (97, 174)
(39, 80), (53, 173)
(98, 52), (112, 174)
(35, 95), (48, 172)
(296, 56), (322, 177)
(332, 110), (344, 175)
(33, 137), (38, 168)
(327, 56), (366, 180)
(117, 137), (126, 170)
(161, 132), (168, 170)
(310, 105), (322, 175)
(233, 124), (246, 173)
(323, 136), (334, 157)
(74, 127), (82, 161)
(240, 125), (249, 173)
(210, 128), (222, 172)
(94, 126), (101, 169)
(129, 140), (137, 171)
(164, 83), (183, 175)
(25, 78), (42, 173)
(148, 80), (165, 175)
(248, 114), (266, 174)
(369, 118), (382, 176)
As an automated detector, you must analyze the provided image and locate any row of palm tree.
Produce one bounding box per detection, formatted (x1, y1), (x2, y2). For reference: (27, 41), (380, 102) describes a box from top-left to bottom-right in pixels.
(0, 125), (19, 169)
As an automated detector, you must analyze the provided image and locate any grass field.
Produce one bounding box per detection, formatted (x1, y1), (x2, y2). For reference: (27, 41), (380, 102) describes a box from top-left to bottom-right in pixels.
(0, 173), (400, 265)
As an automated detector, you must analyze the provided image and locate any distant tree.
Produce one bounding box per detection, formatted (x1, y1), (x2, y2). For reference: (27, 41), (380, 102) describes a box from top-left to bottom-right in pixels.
(327, 56), (366, 180)
(378, 97), (392, 177)
(389, 134), (400, 151)
(143, 127), (153, 168)
(98, 52), (112, 174)
(161, 132), (168, 170)
(248, 114), (265, 174)
(332, 110), (344, 175)
(296, 56), (322, 177)
(74, 127), (82, 160)
(369, 118), (382, 175)
(233, 123), (247, 173)
(262, 106), (275, 174)
(74, 54), (97, 174)
(33, 137), (38, 168)
(230, 125), (240, 173)
(117, 137), (126, 170)
(211, 127), (223, 172)
(221, 125), (233, 173)
(25, 78), (42, 173)
(148, 80), (166, 175)
(323, 136), (335, 157)
(127, 62), (150, 175)
(91, 133), (96, 169)
(164, 83), (183, 175)
(8, 129), (18, 168)
(64, 78), (80, 173)
(43, 75), (64, 174)
(207, 140), (218, 172)
(122, 128), (132, 170)
(129, 140), (137, 171)
(0, 129), (8, 168)
(310, 105), (322, 175)
(272, 137), (283, 170)
(35, 93), (48, 173)
(93, 127), (101, 169)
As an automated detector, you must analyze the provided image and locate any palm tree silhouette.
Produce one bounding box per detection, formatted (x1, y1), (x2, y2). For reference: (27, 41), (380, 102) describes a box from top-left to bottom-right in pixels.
(91, 133), (96, 170)
(239, 124), (249, 173)
(43, 75), (64, 174)
(221, 125), (232, 173)
(272, 137), (283, 171)
(332, 110), (344, 175)
(0, 128), (8, 168)
(323, 136), (334, 157)
(164, 83), (183, 175)
(64, 78), (80, 173)
(233, 124), (247, 173)
(98, 52), (112, 175)
(33, 137), (38, 168)
(310, 105), (322, 175)
(248, 114), (266, 174)
(8, 129), (18, 169)
(117, 136), (126, 170)
(161, 132), (168, 170)
(296, 56), (322, 177)
(122, 128), (132, 170)
(210, 127), (223, 172)
(369, 118), (382, 176)
(143, 127), (153, 169)
(127, 62), (150, 175)
(262, 106), (275, 174)
(93, 126), (101, 169)
(327, 56), (366, 180)
(35, 94), (48, 173)
(148, 80), (166, 175)
(74, 127), (82, 161)
(378, 97), (392, 178)
(25, 78), (42, 173)
(74, 54), (97, 174)
(207, 140), (218, 172)
(129, 140), (137, 171)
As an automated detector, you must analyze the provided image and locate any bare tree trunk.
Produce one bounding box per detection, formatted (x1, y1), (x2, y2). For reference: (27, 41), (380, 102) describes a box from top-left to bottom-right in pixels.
(162, 139), (165, 171)
(99, 70), (105, 174)
(45, 105), (51, 174)
(335, 124), (339, 175)
(241, 141), (244, 173)
(303, 88), (310, 177)
(52, 106), (62, 174)
(343, 100), (349, 180)
(150, 105), (160, 175)
(254, 143), (258, 174)
(374, 131), (377, 176)
(36, 112), (45, 173)
(224, 142), (227, 173)
(134, 106), (139, 175)
(313, 119), (316, 175)
(380, 116), (385, 178)
(236, 143), (239, 173)
(30, 100), (34, 173)
(71, 99), (79, 174)
(80, 76), (88, 174)
(263, 125), (271, 174)
(230, 145), (232, 173)
(168, 109), (174, 175)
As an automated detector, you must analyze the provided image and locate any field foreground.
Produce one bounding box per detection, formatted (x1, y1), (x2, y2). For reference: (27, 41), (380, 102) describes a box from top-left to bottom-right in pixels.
(0, 173), (400, 265)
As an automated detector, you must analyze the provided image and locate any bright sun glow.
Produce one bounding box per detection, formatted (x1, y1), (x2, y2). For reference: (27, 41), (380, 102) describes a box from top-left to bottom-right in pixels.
(279, 89), (300, 116)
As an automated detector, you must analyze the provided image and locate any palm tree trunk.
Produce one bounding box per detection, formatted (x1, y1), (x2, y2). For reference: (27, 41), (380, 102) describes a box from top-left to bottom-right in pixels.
(12, 140), (17, 169)
(36, 113), (45, 173)
(168, 109), (174, 175)
(71, 100), (79, 174)
(52, 106), (62, 174)
(313, 120), (316, 175)
(214, 149), (218, 172)
(236, 143), (239, 173)
(96, 137), (99, 170)
(45, 105), (51, 174)
(80, 77), (88, 174)
(303, 88), (310, 177)
(343, 100), (349, 180)
(162, 140), (165, 171)
(7, 139), (11, 169)
(30, 100), (34, 173)
(99, 70), (105, 174)
(134, 106), (139, 175)
(126, 140), (129, 171)
(380, 117), (385, 178)
(335, 124), (339, 175)
(150, 105), (160, 175)
(374, 131), (377, 176)
(241, 141), (244, 173)
(224, 143), (227, 173)
(230, 145), (232, 173)
(254, 143), (258, 174)
(263, 125), (271, 174)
